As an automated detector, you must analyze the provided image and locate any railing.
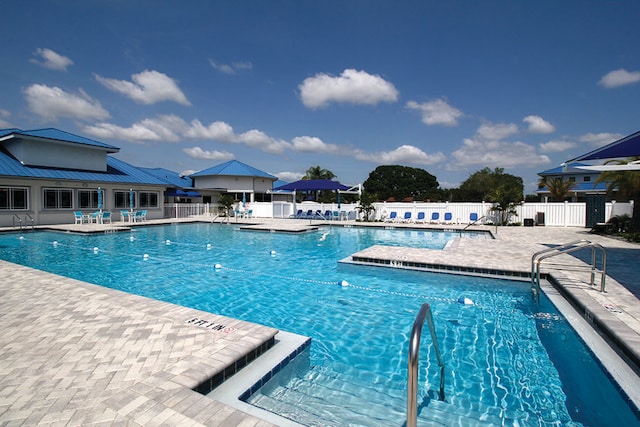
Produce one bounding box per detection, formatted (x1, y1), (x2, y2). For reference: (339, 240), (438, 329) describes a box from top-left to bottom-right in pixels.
(531, 239), (607, 303)
(25, 214), (35, 230)
(407, 303), (445, 427)
(12, 214), (23, 230)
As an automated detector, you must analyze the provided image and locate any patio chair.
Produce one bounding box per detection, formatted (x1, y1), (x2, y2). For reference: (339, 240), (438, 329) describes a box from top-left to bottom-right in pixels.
(133, 210), (146, 222)
(401, 212), (412, 223)
(88, 211), (101, 223)
(121, 210), (131, 222)
(323, 210), (332, 220)
(303, 209), (313, 219)
(101, 211), (112, 224)
(415, 212), (426, 223)
(73, 211), (84, 224)
(332, 211), (340, 221)
(470, 212), (479, 223)
(384, 212), (397, 222)
(430, 212), (440, 223)
(442, 212), (453, 224)
(290, 209), (303, 219)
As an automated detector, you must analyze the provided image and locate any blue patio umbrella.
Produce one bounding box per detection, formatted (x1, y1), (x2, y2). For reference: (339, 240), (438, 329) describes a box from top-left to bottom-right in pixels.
(129, 189), (134, 211)
(97, 187), (103, 212)
(242, 192), (246, 208)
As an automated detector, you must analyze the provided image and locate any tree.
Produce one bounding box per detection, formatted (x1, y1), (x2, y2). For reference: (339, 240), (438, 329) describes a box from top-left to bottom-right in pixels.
(596, 157), (640, 230)
(488, 185), (522, 225)
(216, 194), (235, 222)
(363, 165), (441, 201)
(454, 167), (523, 202)
(355, 191), (377, 221)
(303, 165), (336, 180)
(538, 176), (575, 201)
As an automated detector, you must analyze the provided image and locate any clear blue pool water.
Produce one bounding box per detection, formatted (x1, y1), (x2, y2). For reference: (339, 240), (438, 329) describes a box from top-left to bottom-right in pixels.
(0, 224), (637, 426)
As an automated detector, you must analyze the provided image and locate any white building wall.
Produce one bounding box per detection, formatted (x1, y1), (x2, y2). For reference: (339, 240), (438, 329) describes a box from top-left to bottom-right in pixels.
(5, 140), (108, 172)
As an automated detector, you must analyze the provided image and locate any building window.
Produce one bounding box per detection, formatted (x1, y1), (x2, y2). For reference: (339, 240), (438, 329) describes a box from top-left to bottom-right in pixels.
(583, 176), (591, 182)
(43, 188), (73, 209)
(78, 190), (100, 209)
(114, 191), (135, 209)
(568, 177), (576, 182)
(139, 191), (158, 208)
(0, 187), (28, 210)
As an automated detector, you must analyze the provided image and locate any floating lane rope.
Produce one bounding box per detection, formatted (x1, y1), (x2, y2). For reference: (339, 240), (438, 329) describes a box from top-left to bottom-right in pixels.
(23, 235), (459, 304)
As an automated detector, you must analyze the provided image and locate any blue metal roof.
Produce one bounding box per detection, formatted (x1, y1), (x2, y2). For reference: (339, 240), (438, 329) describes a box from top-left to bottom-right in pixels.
(0, 128), (119, 152)
(191, 160), (276, 179)
(536, 181), (609, 193)
(538, 162), (592, 175)
(139, 167), (194, 188)
(0, 147), (166, 185)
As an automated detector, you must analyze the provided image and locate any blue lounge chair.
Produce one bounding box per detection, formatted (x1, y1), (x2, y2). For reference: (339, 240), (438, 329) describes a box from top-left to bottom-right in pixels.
(323, 210), (332, 220)
(443, 212), (453, 224)
(402, 212), (412, 222)
(415, 212), (426, 223)
(332, 211), (340, 221)
(384, 212), (397, 222)
(290, 209), (303, 218)
(470, 212), (479, 223)
(100, 211), (112, 224)
(430, 212), (440, 223)
(89, 211), (101, 223)
(73, 211), (84, 224)
(303, 209), (313, 219)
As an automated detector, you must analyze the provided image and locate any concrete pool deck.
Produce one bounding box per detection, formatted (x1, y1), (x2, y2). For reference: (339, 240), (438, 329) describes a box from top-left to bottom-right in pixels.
(1, 218), (640, 425)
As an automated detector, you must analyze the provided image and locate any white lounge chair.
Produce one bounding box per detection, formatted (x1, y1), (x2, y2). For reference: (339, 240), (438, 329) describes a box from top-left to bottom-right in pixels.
(100, 211), (112, 224)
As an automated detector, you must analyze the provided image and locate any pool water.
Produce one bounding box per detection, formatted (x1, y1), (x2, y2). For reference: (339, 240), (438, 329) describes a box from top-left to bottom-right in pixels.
(0, 224), (637, 426)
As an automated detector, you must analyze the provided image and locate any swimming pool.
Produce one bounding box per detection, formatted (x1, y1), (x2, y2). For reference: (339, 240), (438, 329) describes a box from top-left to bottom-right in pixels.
(0, 224), (637, 426)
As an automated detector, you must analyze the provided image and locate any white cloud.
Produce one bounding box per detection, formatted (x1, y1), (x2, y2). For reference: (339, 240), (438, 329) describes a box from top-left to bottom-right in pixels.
(476, 122), (519, 141)
(291, 136), (340, 153)
(24, 84), (109, 121)
(355, 145), (446, 166)
(185, 120), (236, 141)
(598, 69), (640, 88)
(275, 171), (304, 182)
(180, 169), (197, 177)
(0, 109), (12, 128)
(579, 132), (623, 147)
(237, 129), (291, 154)
(539, 139), (577, 153)
(299, 69), (399, 109)
(406, 99), (462, 126)
(209, 59), (253, 75)
(95, 69), (191, 105)
(30, 48), (73, 71)
(82, 115), (187, 142)
(183, 146), (234, 161)
(523, 115), (555, 134)
(451, 138), (550, 169)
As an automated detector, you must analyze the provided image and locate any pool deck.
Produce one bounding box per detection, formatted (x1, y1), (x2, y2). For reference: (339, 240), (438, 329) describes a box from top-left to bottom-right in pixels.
(1, 217), (640, 425)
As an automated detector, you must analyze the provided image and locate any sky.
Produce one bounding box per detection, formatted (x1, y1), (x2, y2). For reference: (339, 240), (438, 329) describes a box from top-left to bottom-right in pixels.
(1, 0), (639, 194)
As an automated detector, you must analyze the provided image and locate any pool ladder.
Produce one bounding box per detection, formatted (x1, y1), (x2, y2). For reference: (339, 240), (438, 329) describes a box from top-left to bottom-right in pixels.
(531, 239), (607, 303)
(407, 303), (445, 427)
(13, 214), (35, 231)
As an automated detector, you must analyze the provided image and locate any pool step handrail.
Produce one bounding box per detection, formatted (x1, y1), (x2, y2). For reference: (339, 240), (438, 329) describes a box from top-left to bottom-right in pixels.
(531, 239), (607, 303)
(407, 303), (445, 427)
(12, 214), (23, 231)
(25, 213), (35, 230)
(461, 215), (486, 234)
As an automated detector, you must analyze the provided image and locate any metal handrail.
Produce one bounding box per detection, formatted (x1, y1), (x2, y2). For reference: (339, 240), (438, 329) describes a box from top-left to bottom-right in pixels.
(531, 239), (607, 303)
(461, 215), (486, 233)
(407, 303), (445, 427)
(25, 214), (35, 229)
(12, 214), (23, 230)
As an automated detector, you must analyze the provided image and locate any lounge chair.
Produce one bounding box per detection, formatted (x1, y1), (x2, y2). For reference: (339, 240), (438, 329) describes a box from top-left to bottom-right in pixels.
(121, 210), (131, 222)
(133, 210), (147, 222)
(290, 209), (303, 218)
(100, 211), (112, 224)
(415, 212), (426, 223)
(443, 212), (453, 224)
(245, 209), (253, 219)
(73, 211), (84, 224)
(89, 211), (101, 223)
(401, 212), (412, 223)
(470, 212), (479, 223)
(323, 210), (332, 220)
(384, 212), (398, 222)
(303, 209), (313, 219)
(332, 211), (340, 221)
(430, 212), (440, 223)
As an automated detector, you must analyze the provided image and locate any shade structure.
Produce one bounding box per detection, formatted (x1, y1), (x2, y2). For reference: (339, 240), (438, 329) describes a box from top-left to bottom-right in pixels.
(274, 179), (350, 192)
(566, 130), (640, 162)
(164, 189), (202, 197)
(575, 161), (640, 172)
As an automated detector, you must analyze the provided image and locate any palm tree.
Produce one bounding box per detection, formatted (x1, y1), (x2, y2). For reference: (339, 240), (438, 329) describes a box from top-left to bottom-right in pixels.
(596, 157), (640, 230)
(355, 192), (377, 222)
(303, 165), (336, 180)
(538, 176), (575, 201)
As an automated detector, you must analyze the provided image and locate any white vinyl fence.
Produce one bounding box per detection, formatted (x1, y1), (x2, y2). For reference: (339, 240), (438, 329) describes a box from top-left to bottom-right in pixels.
(165, 201), (633, 227)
